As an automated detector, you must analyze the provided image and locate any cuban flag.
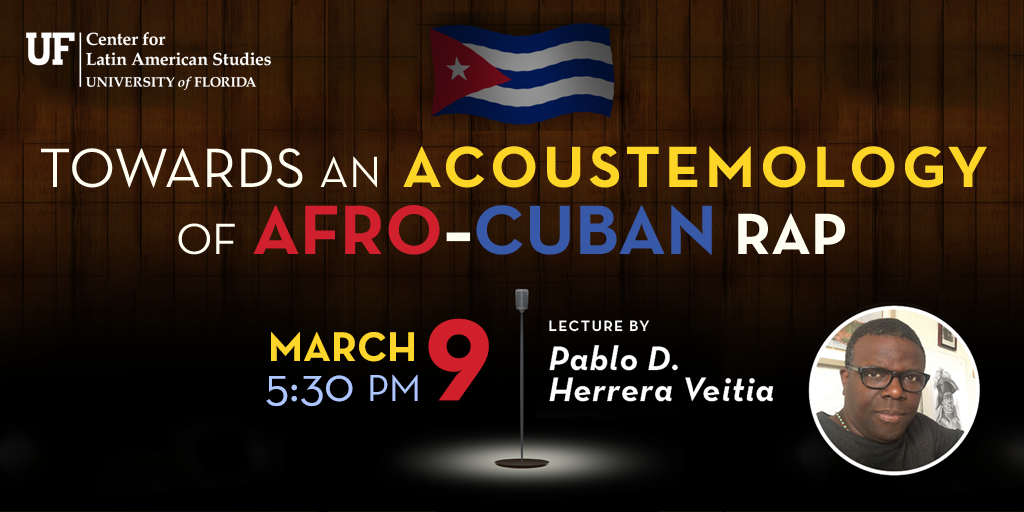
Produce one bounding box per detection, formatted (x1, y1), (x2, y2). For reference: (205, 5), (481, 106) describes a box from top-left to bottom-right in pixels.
(430, 24), (614, 124)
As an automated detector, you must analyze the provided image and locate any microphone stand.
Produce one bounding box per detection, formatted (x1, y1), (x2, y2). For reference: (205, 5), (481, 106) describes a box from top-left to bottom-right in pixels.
(496, 289), (549, 469)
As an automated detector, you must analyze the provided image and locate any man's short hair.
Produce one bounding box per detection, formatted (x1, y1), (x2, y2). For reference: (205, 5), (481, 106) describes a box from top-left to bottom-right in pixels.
(845, 317), (926, 368)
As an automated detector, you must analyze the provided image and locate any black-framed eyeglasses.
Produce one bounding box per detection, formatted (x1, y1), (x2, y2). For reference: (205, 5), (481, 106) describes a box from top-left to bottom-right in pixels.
(846, 366), (931, 392)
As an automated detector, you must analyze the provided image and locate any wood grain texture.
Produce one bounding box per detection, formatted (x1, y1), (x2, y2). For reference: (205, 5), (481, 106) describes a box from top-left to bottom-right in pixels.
(1, 0), (1020, 367)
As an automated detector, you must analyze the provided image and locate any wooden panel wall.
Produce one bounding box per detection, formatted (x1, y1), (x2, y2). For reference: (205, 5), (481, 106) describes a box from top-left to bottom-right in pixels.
(1, 0), (1021, 370)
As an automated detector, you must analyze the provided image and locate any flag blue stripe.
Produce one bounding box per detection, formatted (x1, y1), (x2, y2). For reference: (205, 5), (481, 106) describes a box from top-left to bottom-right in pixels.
(498, 60), (614, 89)
(433, 24), (610, 53)
(436, 95), (613, 125)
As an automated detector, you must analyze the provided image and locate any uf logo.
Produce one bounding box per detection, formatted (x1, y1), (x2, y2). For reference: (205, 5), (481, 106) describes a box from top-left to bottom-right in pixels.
(26, 32), (75, 65)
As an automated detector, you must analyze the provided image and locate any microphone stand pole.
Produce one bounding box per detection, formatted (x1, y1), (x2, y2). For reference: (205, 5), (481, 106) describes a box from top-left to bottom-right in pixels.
(520, 308), (524, 461)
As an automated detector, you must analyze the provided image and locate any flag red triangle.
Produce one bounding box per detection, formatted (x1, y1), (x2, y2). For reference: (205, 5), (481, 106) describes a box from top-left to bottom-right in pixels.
(431, 30), (510, 115)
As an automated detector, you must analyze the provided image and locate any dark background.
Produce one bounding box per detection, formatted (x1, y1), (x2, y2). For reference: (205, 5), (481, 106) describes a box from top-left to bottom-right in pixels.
(0, 0), (1022, 510)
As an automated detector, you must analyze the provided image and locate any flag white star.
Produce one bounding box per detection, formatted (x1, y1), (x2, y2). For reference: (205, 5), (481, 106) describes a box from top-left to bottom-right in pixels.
(448, 57), (469, 80)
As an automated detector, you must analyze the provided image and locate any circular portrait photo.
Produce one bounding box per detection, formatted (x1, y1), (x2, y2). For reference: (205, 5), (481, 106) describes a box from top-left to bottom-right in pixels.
(808, 306), (979, 475)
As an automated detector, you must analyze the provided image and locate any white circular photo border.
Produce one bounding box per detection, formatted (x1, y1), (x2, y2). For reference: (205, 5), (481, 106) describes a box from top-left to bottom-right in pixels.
(808, 305), (979, 476)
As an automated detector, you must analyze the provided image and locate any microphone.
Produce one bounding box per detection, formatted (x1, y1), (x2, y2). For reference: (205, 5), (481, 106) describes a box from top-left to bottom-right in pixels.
(515, 289), (529, 312)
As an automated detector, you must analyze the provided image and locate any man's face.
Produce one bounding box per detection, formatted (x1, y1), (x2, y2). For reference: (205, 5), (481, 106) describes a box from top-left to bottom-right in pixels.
(840, 334), (925, 443)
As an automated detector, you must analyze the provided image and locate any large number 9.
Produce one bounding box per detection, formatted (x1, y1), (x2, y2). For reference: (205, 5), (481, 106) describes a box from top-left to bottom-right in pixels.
(428, 319), (489, 401)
